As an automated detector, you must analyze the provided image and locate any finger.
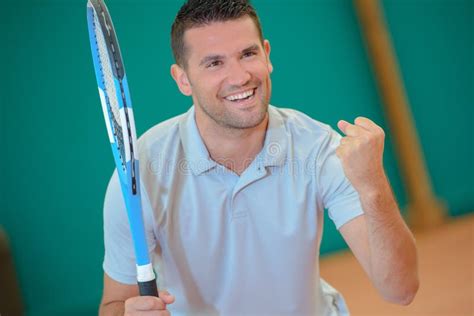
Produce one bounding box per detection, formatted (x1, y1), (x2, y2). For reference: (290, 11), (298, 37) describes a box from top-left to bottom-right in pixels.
(132, 311), (170, 316)
(337, 120), (349, 134)
(126, 296), (166, 311)
(354, 116), (384, 135)
(159, 291), (176, 305)
(336, 146), (348, 159)
(339, 136), (356, 146)
(339, 137), (350, 147)
(337, 120), (366, 137)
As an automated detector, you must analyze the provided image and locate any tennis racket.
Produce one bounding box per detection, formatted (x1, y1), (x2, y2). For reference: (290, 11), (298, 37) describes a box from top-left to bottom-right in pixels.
(86, 0), (158, 297)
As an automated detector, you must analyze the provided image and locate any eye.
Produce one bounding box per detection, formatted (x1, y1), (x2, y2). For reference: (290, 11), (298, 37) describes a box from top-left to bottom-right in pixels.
(206, 60), (222, 68)
(242, 51), (257, 58)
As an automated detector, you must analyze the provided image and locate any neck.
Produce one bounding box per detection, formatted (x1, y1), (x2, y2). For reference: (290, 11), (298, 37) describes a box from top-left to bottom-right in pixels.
(195, 108), (269, 175)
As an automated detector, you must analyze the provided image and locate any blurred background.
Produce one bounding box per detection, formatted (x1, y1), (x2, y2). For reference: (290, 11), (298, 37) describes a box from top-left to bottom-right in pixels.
(0, 0), (472, 315)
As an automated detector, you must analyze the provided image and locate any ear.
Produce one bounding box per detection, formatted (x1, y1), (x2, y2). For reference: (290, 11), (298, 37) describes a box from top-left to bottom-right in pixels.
(170, 64), (192, 96)
(263, 39), (273, 73)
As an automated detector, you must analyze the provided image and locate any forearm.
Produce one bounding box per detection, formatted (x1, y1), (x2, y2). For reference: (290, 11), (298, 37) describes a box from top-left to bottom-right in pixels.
(359, 174), (419, 304)
(99, 301), (125, 316)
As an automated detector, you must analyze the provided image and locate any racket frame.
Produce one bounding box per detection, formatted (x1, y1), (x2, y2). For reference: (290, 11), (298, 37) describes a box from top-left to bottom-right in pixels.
(86, 0), (158, 297)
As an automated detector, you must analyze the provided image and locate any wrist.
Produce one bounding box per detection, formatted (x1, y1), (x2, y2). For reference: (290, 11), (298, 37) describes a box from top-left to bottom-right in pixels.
(357, 173), (397, 212)
(356, 169), (389, 197)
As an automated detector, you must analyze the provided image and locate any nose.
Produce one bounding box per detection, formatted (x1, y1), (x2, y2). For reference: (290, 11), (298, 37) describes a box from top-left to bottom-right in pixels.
(226, 60), (251, 87)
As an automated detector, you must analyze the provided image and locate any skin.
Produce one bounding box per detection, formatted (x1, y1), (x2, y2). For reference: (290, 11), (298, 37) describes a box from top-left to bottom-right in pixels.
(100, 15), (419, 316)
(337, 117), (419, 304)
(99, 274), (175, 315)
(171, 16), (273, 174)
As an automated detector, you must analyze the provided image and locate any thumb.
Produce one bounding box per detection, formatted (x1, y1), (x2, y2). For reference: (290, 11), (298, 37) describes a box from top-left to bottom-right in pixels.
(337, 120), (349, 135)
(159, 290), (176, 305)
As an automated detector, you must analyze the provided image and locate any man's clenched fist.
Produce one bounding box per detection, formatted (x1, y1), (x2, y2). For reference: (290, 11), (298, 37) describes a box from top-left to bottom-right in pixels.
(336, 117), (386, 194)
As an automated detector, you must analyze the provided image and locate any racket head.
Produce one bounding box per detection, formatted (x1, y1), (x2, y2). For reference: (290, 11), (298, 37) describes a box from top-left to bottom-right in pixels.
(86, 0), (157, 296)
(86, 0), (140, 195)
(87, 0), (150, 265)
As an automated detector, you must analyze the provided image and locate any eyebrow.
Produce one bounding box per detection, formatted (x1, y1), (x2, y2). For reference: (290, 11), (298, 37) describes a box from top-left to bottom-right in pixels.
(241, 44), (260, 55)
(198, 44), (261, 67)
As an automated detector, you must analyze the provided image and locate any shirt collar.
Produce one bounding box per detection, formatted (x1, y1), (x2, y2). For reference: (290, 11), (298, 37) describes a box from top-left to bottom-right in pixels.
(179, 105), (288, 175)
(179, 106), (218, 175)
(259, 105), (288, 167)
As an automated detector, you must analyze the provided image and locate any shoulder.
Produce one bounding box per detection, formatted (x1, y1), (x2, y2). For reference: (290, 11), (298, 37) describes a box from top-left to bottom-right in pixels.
(271, 105), (340, 158)
(274, 106), (333, 137)
(136, 112), (186, 161)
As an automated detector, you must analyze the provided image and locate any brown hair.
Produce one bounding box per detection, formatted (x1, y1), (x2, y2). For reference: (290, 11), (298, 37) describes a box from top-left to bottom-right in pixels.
(171, 0), (264, 68)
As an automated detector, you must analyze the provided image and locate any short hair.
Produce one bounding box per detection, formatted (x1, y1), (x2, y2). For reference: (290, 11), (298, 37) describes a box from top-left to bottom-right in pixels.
(171, 0), (264, 68)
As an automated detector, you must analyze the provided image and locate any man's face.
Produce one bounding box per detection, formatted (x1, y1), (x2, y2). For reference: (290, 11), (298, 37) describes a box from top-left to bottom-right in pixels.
(172, 16), (273, 130)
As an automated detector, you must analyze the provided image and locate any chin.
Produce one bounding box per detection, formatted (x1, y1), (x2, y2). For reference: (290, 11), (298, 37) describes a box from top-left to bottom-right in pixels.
(233, 106), (268, 129)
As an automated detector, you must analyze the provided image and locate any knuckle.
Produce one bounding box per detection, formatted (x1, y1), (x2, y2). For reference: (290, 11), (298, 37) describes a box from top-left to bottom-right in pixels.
(368, 136), (377, 145)
(155, 298), (166, 310)
(336, 148), (348, 160)
(361, 134), (370, 142)
(354, 116), (364, 124)
(124, 297), (135, 309)
(143, 297), (156, 309)
(378, 127), (385, 137)
(127, 296), (163, 311)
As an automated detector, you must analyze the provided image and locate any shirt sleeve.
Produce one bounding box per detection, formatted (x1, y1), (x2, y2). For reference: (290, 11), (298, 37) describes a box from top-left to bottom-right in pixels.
(316, 128), (364, 229)
(102, 170), (157, 284)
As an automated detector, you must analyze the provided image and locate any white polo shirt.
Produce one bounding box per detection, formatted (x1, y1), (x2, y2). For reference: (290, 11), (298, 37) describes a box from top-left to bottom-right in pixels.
(103, 105), (364, 316)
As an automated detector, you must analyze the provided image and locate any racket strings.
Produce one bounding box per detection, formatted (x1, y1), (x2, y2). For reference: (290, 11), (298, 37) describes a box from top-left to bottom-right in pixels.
(98, 6), (138, 193)
(92, 9), (126, 170)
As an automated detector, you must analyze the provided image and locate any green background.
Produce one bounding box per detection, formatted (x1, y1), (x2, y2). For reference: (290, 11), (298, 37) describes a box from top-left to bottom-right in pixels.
(1, 0), (472, 314)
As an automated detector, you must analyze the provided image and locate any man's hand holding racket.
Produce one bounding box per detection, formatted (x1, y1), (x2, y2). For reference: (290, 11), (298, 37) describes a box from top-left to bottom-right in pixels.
(124, 291), (175, 315)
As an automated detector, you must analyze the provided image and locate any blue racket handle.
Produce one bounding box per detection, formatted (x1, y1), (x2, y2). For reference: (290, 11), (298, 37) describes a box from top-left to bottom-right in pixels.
(138, 279), (159, 297)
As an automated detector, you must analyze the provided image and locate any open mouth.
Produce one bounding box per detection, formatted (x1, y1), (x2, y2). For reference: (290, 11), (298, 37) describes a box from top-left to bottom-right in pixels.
(224, 88), (256, 103)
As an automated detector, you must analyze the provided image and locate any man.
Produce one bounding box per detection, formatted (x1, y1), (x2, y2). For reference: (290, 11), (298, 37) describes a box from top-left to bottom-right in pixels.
(99, 0), (419, 315)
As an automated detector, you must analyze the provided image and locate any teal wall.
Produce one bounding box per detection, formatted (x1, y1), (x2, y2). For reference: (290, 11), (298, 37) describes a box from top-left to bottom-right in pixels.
(382, 0), (474, 216)
(1, 0), (472, 314)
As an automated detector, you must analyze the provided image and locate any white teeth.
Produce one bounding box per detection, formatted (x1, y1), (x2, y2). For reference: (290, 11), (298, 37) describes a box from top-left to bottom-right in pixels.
(225, 89), (254, 101)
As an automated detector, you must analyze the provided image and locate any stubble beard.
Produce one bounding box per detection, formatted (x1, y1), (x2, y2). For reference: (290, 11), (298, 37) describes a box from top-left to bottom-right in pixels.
(196, 81), (271, 131)
(200, 99), (268, 130)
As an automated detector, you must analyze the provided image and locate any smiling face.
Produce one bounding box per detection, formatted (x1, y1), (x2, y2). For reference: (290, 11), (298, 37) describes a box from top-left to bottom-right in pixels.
(171, 16), (273, 131)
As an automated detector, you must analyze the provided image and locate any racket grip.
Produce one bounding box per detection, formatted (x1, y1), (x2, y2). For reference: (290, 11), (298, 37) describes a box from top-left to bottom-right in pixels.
(138, 279), (159, 297)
